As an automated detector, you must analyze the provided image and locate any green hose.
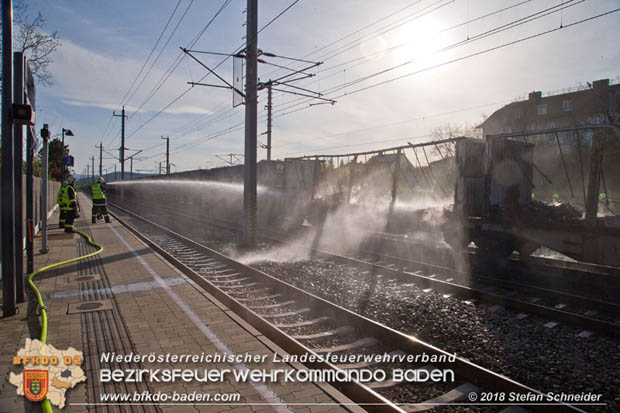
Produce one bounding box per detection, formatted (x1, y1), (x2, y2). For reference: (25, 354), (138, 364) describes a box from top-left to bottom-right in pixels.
(27, 228), (104, 413)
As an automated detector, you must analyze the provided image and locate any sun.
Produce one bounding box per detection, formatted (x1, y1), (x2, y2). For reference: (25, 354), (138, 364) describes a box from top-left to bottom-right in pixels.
(394, 17), (446, 66)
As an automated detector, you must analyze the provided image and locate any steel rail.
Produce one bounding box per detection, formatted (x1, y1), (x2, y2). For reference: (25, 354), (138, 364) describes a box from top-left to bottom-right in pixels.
(110, 197), (620, 337)
(109, 200), (582, 412)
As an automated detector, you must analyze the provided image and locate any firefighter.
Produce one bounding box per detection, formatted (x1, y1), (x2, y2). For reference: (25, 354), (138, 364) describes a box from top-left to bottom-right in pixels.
(57, 177), (78, 233)
(91, 176), (111, 224)
(57, 181), (66, 229)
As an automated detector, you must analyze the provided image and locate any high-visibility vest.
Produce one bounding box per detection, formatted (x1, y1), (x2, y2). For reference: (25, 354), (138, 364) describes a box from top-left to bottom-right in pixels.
(57, 185), (65, 205)
(92, 183), (106, 200)
(58, 185), (76, 210)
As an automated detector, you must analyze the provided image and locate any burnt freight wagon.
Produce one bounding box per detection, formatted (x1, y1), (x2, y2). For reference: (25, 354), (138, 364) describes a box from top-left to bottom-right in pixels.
(443, 132), (620, 267)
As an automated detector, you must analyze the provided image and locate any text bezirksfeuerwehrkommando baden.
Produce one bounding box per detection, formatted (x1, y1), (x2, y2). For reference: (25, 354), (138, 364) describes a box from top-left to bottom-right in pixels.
(99, 351), (457, 384)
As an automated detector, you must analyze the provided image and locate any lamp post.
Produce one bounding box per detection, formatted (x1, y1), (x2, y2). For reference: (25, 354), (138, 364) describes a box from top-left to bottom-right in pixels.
(61, 128), (74, 183)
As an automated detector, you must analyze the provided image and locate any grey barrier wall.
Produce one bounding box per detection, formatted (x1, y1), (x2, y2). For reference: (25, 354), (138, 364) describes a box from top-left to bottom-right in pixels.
(0, 175), (61, 255)
(36, 176), (62, 231)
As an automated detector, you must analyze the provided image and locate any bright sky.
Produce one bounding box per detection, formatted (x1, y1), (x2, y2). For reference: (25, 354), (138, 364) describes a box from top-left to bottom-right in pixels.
(29, 0), (620, 175)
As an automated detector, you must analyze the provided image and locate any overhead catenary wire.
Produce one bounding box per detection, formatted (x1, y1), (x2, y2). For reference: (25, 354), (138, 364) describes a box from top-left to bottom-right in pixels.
(135, 0), (465, 155)
(270, 4), (616, 121)
(258, 0), (300, 35)
(102, 0), (184, 148)
(113, 0), (233, 151)
(131, 0), (540, 158)
(271, 0), (585, 116)
(134, 3), (618, 169)
(126, 0), (299, 141)
(130, 0), (231, 116)
(329, 4), (613, 99)
(266, 0), (535, 102)
(128, 0), (303, 159)
(121, 0), (184, 108)
(123, 0), (197, 110)
(145, 0), (525, 157)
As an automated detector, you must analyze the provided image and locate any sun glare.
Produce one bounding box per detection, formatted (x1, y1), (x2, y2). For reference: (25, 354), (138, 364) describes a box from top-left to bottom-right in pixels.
(395, 18), (446, 66)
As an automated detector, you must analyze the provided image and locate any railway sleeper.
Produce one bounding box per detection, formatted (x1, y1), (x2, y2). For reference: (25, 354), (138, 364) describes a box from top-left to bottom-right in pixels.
(314, 336), (378, 353)
(403, 382), (479, 412)
(293, 325), (354, 341)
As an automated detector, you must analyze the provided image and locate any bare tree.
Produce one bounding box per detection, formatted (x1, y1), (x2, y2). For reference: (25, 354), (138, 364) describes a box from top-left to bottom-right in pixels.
(429, 120), (485, 157)
(0, 0), (61, 88)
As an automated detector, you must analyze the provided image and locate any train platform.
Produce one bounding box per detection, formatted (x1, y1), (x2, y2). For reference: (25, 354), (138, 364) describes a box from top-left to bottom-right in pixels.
(1, 195), (360, 413)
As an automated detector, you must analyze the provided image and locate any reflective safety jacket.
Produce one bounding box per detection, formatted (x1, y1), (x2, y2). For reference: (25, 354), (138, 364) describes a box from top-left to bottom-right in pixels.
(57, 184), (77, 210)
(92, 183), (106, 200)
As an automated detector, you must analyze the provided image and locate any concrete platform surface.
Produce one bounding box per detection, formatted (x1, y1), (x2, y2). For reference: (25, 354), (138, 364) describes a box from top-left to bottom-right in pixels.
(1, 194), (360, 413)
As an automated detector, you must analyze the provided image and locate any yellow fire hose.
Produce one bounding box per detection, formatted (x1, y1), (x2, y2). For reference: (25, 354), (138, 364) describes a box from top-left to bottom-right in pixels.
(27, 227), (103, 412)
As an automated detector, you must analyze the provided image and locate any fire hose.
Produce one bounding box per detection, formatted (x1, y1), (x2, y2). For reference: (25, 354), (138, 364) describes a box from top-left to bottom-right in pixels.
(27, 227), (103, 412)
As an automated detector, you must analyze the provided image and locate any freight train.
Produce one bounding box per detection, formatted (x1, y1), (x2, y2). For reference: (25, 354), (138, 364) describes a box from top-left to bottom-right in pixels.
(107, 131), (619, 268)
(442, 135), (620, 267)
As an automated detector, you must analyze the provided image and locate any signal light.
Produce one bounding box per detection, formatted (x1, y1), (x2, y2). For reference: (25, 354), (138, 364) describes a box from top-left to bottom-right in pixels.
(12, 103), (35, 125)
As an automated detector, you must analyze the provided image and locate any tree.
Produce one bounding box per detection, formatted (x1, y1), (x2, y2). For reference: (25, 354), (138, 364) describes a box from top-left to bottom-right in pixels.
(38, 137), (67, 181)
(0, 0), (61, 88)
(429, 121), (485, 158)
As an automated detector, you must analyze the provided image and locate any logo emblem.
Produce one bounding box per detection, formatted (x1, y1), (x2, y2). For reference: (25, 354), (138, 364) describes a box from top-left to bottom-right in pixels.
(23, 370), (48, 402)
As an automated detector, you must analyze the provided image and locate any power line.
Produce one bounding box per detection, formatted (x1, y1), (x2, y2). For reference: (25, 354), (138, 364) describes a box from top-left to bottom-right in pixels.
(257, 0), (300, 35)
(125, 0), (301, 143)
(260, 0), (454, 82)
(133, 3), (618, 166)
(128, 0), (232, 121)
(131, 0), (445, 152)
(101, 1), (183, 148)
(121, 0), (183, 107)
(328, 5), (617, 101)
(171, 0), (531, 140)
(271, 0), (533, 89)
(270, 0), (588, 115)
(123, 0), (195, 109)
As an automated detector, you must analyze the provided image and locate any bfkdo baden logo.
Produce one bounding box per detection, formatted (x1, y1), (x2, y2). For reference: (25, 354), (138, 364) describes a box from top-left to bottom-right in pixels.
(9, 338), (87, 409)
(23, 370), (49, 402)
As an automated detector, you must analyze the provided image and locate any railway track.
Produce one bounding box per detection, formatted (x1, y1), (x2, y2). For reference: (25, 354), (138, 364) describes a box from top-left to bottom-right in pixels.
(364, 232), (620, 300)
(108, 197), (620, 339)
(108, 201), (582, 412)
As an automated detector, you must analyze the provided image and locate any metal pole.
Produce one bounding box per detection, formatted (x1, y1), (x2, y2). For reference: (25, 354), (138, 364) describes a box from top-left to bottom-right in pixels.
(121, 106), (125, 180)
(2, 0), (17, 316)
(13, 51), (24, 302)
(389, 150), (402, 217)
(311, 156), (320, 201)
(159, 162), (162, 175)
(347, 155), (357, 204)
(243, 0), (258, 246)
(554, 132), (574, 198)
(98, 141), (103, 177)
(61, 128), (65, 183)
(162, 136), (170, 174)
(26, 125), (34, 274)
(24, 54), (35, 274)
(113, 106), (126, 180)
(91, 156), (95, 183)
(585, 132), (604, 226)
(40, 124), (49, 254)
(130, 157), (133, 179)
(267, 82), (272, 160)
